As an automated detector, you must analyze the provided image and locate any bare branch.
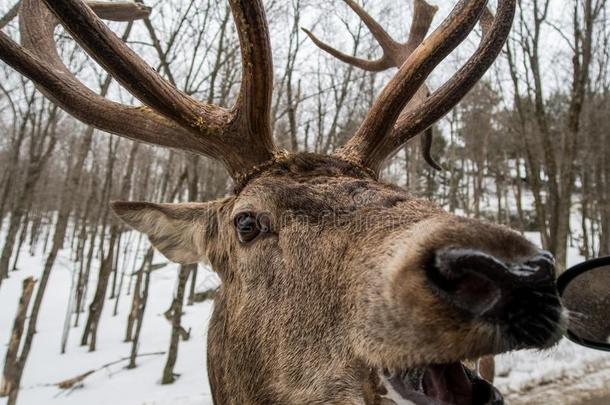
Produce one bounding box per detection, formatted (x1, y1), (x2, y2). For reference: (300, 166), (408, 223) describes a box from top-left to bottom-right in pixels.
(54, 352), (165, 390)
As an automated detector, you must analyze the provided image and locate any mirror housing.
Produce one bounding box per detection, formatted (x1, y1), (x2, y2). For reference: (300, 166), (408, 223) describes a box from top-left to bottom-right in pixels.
(557, 256), (610, 352)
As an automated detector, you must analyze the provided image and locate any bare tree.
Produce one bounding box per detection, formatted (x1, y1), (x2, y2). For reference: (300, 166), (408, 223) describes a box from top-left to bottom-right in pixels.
(0, 277), (35, 399)
(506, 0), (606, 268)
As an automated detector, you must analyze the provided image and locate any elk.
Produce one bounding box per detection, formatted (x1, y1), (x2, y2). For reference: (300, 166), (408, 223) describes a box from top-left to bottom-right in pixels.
(303, 0), (497, 382)
(0, 0), (564, 404)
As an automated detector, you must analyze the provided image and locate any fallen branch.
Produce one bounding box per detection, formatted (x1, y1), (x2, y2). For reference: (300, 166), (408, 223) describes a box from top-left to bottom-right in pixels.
(56, 371), (95, 390)
(54, 351), (165, 390)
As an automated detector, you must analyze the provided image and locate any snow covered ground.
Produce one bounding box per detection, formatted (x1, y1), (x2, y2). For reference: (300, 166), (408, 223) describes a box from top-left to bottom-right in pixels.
(0, 237), (216, 405)
(496, 340), (610, 404)
(1, 224), (609, 405)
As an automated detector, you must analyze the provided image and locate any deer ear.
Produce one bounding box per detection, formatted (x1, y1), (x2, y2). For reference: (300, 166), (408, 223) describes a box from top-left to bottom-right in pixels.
(111, 201), (220, 265)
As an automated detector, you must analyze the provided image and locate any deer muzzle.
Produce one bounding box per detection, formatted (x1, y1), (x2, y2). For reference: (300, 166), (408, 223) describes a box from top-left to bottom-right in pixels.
(426, 248), (563, 348)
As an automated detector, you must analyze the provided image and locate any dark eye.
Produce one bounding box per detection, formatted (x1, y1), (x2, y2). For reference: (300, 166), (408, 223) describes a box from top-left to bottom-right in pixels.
(234, 212), (261, 243)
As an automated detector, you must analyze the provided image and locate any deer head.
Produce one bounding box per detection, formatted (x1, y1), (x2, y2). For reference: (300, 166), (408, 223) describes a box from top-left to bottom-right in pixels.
(0, 1), (564, 404)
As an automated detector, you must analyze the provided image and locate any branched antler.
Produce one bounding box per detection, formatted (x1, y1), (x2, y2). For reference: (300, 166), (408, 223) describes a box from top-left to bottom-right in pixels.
(304, 0), (439, 169)
(306, 0), (514, 175)
(4, 1), (196, 157)
(0, 0), (514, 182)
(0, 0), (277, 179)
(304, 0), (438, 73)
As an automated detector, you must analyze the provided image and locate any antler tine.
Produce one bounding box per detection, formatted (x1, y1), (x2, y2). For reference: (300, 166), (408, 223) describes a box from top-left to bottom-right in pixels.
(405, 4), (494, 172)
(0, 31), (200, 151)
(302, 28), (393, 72)
(335, 0), (515, 174)
(479, 6), (495, 38)
(409, 4), (492, 172)
(343, 0), (400, 59)
(228, 0), (276, 155)
(304, 0), (438, 72)
(86, 1), (151, 21)
(403, 0), (439, 56)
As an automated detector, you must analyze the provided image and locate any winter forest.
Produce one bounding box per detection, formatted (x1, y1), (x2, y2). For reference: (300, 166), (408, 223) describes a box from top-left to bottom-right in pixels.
(1, 0), (610, 404)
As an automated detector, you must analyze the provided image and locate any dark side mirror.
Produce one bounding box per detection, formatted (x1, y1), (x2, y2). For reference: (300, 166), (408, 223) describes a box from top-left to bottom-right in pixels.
(557, 256), (610, 351)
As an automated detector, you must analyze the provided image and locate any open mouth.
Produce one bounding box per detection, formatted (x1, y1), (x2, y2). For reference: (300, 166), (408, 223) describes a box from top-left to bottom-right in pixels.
(383, 362), (503, 404)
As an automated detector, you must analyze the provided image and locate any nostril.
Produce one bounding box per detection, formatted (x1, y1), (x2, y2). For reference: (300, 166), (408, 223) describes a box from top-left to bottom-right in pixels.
(426, 249), (505, 317)
(426, 249), (559, 319)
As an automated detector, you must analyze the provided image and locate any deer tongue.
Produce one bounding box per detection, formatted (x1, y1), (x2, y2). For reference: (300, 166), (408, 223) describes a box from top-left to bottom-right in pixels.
(422, 363), (473, 404)
(385, 363), (503, 405)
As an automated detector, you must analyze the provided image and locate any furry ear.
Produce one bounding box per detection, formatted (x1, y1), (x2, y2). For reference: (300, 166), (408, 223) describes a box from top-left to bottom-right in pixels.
(111, 201), (221, 264)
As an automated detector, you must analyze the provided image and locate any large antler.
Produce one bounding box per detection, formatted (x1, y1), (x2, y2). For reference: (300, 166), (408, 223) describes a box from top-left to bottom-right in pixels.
(304, 0), (440, 169)
(307, 0), (514, 175)
(0, 0), (277, 180)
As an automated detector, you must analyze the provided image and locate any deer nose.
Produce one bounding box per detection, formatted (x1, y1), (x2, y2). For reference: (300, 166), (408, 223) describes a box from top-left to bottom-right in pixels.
(425, 248), (555, 318)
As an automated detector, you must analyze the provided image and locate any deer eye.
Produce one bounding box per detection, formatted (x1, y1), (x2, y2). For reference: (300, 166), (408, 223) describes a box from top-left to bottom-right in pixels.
(234, 212), (261, 243)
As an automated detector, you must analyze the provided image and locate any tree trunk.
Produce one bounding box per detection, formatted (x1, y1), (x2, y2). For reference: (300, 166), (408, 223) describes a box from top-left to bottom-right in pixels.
(109, 232), (123, 299)
(80, 137), (119, 346)
(82, 140), (138, 350)
(84, 230), (118, 352)
(161, 264), (194, 384)
(0, 166), (43, 282)
(187, 265), (198, 306)
(127, 250), (153, 369)
(0, 90), (34, 230)
(0, 277), (36, 398)
(125, 247), (153, 342)
(0, 102), (59, 284)
(10, 210), (31, 271)
(74, 175), (97, 326)
(112, 232), (132, 316)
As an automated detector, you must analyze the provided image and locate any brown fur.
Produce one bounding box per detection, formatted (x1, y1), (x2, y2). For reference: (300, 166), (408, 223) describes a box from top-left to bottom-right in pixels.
(113, 153), (554, 404)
